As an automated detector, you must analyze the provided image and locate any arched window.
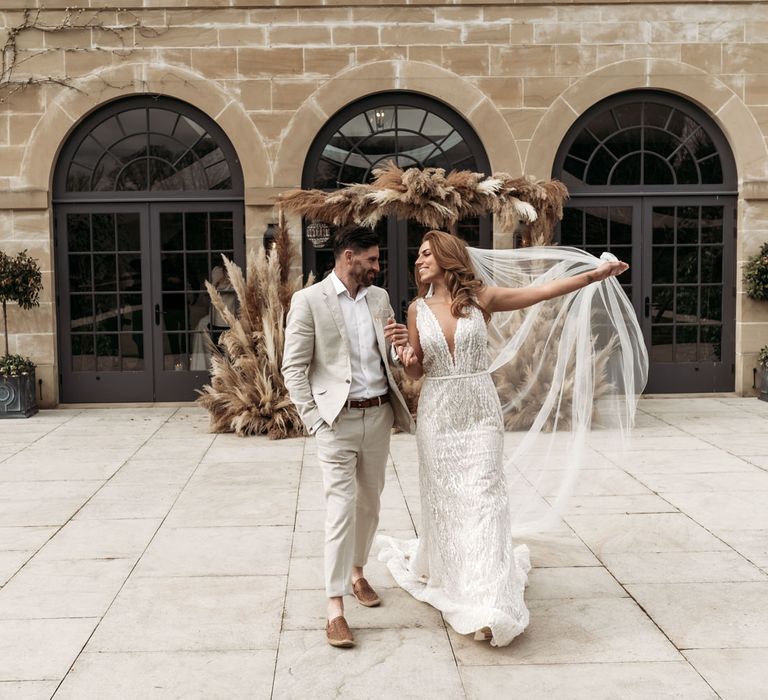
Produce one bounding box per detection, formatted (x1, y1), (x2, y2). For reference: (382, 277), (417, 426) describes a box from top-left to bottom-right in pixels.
(55, 97), (243, 198)
(53, 96), (244, 403)
(557, 92), (735, 193)
(553, 91), (737, 393)
(311, 102), (481, 187)
(303, 92), (491, 319)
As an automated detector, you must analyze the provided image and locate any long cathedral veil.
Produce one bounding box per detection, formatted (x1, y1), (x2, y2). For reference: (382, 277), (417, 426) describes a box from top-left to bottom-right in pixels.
(466, 246), (649, 536)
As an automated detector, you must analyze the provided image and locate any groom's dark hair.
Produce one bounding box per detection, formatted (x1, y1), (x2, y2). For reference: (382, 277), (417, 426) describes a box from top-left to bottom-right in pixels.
(332, 226), (380, 259)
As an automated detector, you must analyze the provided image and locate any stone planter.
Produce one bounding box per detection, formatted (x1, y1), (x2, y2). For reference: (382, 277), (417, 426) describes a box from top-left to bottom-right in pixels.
(0, 372), (38, 418)
(760, 366), (768, 403)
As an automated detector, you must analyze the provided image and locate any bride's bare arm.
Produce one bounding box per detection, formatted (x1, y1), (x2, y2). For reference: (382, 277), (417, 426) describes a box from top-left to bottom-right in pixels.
(398, 301), (424, 379)
(478, 259), (628, 313)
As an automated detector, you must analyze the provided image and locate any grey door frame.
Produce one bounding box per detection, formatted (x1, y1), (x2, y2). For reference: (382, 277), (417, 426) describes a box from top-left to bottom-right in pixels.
(56, 201), (245, 403)
(561, 195), (736, 393)
(150, 201), (245, 402)
(641, 195), (736, 393)
(563, 197), (643, 314)
(56, 202), (155, 403)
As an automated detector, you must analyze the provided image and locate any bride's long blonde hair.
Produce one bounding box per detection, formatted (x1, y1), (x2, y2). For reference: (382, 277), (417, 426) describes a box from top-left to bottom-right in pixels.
(415, 230), (490, 322)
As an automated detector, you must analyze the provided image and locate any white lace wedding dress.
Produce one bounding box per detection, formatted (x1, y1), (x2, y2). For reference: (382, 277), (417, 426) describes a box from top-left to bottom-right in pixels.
(378, 297), (530, 647)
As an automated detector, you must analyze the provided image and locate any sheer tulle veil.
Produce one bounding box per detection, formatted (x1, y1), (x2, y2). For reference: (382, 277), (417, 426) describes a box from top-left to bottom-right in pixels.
(466, 245), (649, 536)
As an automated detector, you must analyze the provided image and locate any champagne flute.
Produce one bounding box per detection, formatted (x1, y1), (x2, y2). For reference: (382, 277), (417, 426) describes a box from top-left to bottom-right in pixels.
(376, 310), (395, 342)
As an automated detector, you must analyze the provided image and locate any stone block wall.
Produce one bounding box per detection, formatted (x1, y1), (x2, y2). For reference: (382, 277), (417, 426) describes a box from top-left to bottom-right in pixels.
(1, 0), (767, 402)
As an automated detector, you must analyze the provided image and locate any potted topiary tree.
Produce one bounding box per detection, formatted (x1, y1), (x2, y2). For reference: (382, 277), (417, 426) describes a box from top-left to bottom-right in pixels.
(759, 346), (768, 403)
(0, 250), (43, 418)
(744, 241), (768, 303)
(744, 244), (768, 401)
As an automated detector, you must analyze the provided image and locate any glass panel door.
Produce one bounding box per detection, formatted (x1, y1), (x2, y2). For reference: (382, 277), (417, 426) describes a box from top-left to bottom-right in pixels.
(57, 204), (154, 402)
(643, 199), (735, 392)
(559, 200), (642, 312)
(151, 203), (245, 401)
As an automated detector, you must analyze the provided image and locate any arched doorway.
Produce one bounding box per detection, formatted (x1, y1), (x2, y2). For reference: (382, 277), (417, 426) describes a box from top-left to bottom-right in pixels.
(553, 91), (737, 393)
(302, 92), (491, 321)
(53, 96), (245, 402)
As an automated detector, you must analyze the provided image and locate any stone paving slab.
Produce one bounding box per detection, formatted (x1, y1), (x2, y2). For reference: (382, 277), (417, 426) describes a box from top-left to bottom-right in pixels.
(460, 662), (718, 700)
(273, 629), (465, 700)
(0, 398), (766, 698)
(0, 558), (136, 620)
(626, 581), (768, 649)
(682, 649), (768, 700)
(448, 598), (681, 666)
(53, 651), (276, 700)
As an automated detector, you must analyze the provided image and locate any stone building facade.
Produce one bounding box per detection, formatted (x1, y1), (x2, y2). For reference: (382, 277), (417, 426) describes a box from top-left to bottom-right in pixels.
(0, 1), (766, 406)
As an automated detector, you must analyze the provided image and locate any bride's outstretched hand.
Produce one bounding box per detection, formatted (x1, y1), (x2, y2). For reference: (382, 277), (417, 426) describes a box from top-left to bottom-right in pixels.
(592, 260), (628, 281)
(396, 344), (419, 367)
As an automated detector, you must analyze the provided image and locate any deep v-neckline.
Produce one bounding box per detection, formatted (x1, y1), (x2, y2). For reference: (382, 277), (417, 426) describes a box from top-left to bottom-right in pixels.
(421, 297), (462, 366)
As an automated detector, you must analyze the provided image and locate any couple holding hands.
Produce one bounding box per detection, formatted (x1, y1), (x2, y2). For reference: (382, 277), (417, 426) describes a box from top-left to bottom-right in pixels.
(282, 226), (631, 648)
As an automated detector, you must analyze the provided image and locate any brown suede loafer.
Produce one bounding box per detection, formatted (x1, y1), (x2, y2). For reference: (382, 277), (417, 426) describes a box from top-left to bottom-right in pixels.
(352, 577), (381, 607)
(326, 615), (355, 648)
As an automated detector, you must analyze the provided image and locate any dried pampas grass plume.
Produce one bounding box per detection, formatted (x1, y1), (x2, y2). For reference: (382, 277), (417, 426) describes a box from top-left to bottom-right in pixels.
(279, 162), (568, 244)
(196, 215), (314, 439)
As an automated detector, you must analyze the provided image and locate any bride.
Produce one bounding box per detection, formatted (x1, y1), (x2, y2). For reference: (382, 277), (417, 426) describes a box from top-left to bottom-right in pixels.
(378, 230), (630, 647)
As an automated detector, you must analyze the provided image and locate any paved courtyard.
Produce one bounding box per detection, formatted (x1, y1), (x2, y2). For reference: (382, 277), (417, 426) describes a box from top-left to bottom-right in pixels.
(0, 397), (767, 699)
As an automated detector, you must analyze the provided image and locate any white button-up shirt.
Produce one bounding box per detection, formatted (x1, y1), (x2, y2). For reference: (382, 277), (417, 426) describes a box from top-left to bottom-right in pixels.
(329, 271), (388, 400)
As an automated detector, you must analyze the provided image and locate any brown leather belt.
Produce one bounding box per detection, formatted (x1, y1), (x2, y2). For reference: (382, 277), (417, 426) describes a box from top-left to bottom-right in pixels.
(346, 393), (390, 409)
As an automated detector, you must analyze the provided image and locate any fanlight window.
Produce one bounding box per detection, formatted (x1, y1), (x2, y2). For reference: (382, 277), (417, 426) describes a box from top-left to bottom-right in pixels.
(65, 107), (233, 192)
(312, 103), (479, 189)
(562, 100), (725, 188)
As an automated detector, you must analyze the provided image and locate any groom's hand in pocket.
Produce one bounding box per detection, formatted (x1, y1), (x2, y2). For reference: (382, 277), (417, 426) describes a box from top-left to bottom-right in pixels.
(311, 418), (331, 436)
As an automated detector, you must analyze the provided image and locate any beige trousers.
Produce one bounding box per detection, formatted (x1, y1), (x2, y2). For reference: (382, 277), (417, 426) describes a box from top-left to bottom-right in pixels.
(315, 402), (394, 598)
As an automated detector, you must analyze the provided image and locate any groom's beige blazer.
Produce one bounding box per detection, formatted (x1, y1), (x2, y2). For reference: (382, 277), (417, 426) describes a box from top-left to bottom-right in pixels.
(282, 274), (414, 435)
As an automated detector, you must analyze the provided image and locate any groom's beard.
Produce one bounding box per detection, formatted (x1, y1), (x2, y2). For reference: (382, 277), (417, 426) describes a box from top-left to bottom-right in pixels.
(352, 268), (377, 287)
(363, 270), (377, 286)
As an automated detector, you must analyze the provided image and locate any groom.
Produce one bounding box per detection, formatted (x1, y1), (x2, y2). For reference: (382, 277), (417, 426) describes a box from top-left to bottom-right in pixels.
(282, 227), (415, 648)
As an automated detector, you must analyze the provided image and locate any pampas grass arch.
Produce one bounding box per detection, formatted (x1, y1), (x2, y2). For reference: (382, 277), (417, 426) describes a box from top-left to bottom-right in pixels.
(278, 162), (568, 246)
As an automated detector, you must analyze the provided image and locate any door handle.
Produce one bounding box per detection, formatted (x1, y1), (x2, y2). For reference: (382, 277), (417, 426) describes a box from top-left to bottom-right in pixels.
(644, 297), (650, 318)
(155, 304), (160, 326)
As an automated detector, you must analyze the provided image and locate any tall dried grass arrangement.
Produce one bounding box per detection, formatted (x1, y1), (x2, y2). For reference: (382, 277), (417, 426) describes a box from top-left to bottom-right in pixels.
(279, 162), (568, 246)
(196, 215), (314, 438)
